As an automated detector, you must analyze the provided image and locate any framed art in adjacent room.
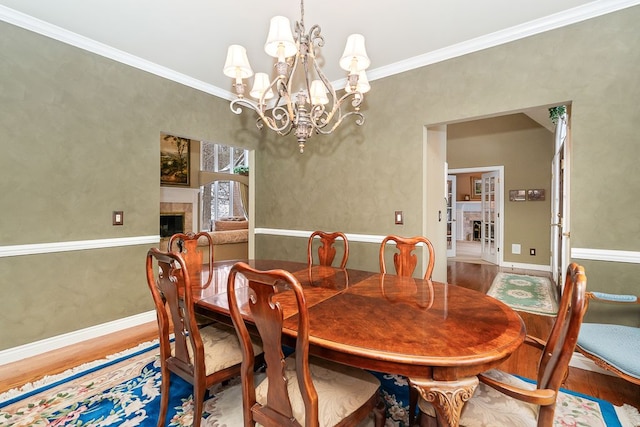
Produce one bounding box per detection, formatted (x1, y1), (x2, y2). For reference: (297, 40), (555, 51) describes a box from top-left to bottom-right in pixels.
(160, 134), (190, 186)
(509, 189), (526, 202)
(527, 189), (545, 201)
(471, 176), (482, 200)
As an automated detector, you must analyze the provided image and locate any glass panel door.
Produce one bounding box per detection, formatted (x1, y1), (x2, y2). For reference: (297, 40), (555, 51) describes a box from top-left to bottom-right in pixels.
(446, 175), (456, 257)
(481, 171), (499, 264)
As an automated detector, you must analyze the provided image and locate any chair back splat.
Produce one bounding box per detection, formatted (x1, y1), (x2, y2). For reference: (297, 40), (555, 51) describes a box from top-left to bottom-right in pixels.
(307, 230), (349, 268)
(227, 261), (384, 427)
(379, 235), (435, 280)
(168, 231), (214, 288)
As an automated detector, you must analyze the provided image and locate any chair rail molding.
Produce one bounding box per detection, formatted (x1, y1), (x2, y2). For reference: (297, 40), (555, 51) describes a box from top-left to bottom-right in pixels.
(571, 247), (640, 264)
(255, 228), (391, 245)
(0, 235), (159, 258)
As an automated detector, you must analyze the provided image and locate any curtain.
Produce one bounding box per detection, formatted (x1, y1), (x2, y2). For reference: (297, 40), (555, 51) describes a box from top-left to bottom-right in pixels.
(238, 181), (249, 218)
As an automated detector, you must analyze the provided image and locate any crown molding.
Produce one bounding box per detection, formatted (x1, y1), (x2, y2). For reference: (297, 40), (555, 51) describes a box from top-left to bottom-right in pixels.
(367, 0), (640, 82)
(0, 5), (232, 100)
(2, 1), (639, 98)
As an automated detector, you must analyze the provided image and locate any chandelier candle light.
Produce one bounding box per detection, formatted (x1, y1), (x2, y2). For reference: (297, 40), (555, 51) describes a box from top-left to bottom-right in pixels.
(223, 0), (371, 153)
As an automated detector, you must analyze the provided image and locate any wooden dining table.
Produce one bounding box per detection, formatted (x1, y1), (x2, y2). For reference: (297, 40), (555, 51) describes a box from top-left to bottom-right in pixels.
(193, 259), (526, 427)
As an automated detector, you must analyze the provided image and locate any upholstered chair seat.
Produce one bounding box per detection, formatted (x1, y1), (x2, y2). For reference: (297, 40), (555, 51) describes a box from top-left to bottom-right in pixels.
(418, 369), (541, 427)
(577, 323), (640, 381)
(255, 354), (381, 427)
(176, 323), (263, 376)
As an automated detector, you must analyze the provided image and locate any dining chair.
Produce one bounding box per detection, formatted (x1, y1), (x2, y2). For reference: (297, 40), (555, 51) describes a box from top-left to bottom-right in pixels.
(379, 235), (435, 280)
(307, 230), (349, 268)
(146, 248), (263, 427)
(575, 291), (639, 385)
(226, 261), (385, 427)
(417, 263), (588, 427)
(378, 234), (435, 424)
(168, 231), (214, 288)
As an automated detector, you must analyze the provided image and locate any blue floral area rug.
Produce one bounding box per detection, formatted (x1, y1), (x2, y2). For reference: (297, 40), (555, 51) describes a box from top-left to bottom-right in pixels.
(1, 341), (638, 426)
(487, 272), (559, 316)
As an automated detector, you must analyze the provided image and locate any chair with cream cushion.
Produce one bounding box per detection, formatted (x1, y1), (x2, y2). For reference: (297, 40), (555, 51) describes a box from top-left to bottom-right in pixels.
(227, 261), (385, 427)
(379, 235), (435, 424)
(307, 230), (349, 269)
(146, 248), (263, 427)
(417, 263), (588, 427)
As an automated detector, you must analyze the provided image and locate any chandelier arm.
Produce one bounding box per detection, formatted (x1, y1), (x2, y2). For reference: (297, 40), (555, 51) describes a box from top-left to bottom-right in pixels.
(308, 24), (325, 49)
(230, 98), (292, 135)
(269, 104), (294, 134)
(311, 88), (364, 130)
(314, 110), (365, 135)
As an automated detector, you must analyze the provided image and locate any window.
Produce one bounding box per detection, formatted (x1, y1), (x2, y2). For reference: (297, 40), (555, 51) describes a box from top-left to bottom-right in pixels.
(200, 141), (248, 231)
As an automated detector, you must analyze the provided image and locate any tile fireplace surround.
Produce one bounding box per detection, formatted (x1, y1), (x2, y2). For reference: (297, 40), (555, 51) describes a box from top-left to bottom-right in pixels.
(462, 211), (481, 241)
(159, 187), (199, 249)
(159, 202), (193, 234)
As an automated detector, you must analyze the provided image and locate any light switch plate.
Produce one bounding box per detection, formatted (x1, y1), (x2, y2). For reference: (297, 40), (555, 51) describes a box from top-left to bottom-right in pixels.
(395, 211), (403, 225)
(113, 211), (124, 226)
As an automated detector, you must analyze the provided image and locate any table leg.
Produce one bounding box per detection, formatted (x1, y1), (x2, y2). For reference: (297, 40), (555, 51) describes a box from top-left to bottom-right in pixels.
(410, 376), (478, 427)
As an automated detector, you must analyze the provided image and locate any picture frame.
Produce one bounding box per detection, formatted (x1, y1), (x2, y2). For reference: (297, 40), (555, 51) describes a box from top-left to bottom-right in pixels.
(160, 134), (190, 186)
(509, 189), (526, 202)
(471, 176), (482, 200)
(527, 189), (545, 201)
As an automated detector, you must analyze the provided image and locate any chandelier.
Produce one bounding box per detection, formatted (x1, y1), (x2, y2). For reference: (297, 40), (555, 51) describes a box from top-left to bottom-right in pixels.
(223, 0), (371, 153)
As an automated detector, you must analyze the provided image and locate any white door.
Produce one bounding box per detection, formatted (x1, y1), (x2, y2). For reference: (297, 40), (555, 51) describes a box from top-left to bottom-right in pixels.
(446, 175), (457, 257)
(551, 111), (570, 290)
(481, 171), (500, 264)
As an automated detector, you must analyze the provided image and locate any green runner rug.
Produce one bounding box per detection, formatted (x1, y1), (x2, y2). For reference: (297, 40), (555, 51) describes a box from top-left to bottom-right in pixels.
(487, 272), (559, 316)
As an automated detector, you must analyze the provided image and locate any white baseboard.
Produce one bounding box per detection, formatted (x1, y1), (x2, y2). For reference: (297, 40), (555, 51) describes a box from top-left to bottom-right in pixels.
(569, 351), (616, 377)
(0, 311), (156, 366)
(499, 261), (552, 272)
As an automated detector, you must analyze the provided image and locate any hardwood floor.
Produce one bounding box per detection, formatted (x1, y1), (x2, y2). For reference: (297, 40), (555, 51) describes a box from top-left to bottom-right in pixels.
(0, 321), (159, 394)
(1, 260), (638, 413)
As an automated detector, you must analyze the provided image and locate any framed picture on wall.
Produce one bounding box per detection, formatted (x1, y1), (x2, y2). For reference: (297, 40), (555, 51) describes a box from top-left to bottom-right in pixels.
(527, 189), (545, 201)
(471, 176), (482, 200)
(509, 189), (526, 201)
(160, 134), (190, 186)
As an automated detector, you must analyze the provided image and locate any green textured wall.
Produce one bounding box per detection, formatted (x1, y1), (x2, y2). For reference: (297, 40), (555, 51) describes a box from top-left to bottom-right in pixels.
(0, 22), (261, 349)
(255, 7), (640, 324)
(2, 5), (639, 350)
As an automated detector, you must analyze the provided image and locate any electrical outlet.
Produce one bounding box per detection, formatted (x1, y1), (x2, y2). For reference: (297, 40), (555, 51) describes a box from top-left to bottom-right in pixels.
(512, 244), (521, 255)
(529, 248), (536, 256)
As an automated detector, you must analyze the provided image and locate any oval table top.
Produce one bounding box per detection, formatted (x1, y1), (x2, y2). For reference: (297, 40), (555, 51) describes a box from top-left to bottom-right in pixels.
(195, 259), (526, 380)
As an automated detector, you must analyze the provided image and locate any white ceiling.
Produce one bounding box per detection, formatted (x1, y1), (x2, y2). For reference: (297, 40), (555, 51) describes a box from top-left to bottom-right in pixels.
(0, 0), (637, 113)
